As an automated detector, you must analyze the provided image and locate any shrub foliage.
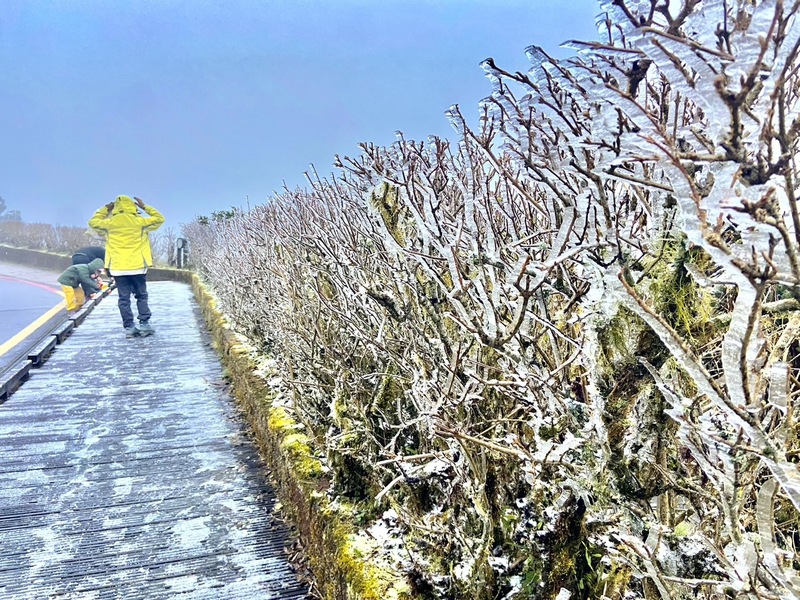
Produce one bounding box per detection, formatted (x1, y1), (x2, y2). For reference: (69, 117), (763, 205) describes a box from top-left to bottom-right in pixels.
(188, 1), (800, 598)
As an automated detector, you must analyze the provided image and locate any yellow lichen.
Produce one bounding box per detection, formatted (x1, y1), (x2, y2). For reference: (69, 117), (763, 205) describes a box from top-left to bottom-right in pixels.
(280, 432), (323, 479)
(267, 406), (296, 432)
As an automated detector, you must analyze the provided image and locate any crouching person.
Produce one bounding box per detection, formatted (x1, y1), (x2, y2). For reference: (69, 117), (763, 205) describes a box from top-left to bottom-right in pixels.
(88, 195), (165, 338)
(58, 258), (105, 313)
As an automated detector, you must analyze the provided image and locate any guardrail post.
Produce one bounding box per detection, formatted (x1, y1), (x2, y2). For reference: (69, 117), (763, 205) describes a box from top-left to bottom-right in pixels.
(176, 238), (188, 269)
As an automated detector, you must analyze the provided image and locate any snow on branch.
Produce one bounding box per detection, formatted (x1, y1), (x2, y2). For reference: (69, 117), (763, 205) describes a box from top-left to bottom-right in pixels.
(185, 2), (800, 598)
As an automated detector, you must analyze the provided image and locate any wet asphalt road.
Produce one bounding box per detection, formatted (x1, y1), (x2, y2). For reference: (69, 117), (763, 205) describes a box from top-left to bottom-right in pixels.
(0, 263), (64, 350)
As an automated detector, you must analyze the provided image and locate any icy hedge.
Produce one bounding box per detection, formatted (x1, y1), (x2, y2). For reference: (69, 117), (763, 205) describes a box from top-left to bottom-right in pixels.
(184, 2), (800, 598)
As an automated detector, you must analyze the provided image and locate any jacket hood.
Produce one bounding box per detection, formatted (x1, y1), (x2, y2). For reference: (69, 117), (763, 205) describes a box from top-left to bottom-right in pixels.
(113, 195), (139, 215)
(87, 258), (105, 272)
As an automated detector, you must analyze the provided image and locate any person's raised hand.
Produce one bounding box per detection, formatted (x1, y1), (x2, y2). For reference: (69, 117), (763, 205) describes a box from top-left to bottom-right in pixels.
(133, 196), (146, 209)
(105, 202), (114, 211)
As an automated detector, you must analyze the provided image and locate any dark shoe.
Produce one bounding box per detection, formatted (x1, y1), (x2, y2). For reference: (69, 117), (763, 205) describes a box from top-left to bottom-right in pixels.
(136, 322), (154, 337)
(125, 326), (140, 338)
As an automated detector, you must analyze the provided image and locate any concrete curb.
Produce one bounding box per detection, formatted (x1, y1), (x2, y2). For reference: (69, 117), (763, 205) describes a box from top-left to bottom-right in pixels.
(51, 320), (75, 344)
(27, 336), (57, 366)
(1, 312), (80, 403)
(0, 289), (110, 399)
(0, 359), (32, 403)
(68, 306), (92, 327)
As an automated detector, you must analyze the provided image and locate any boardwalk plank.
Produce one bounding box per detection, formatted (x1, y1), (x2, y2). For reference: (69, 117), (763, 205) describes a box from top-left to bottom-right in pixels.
(0, 282), (308, 600)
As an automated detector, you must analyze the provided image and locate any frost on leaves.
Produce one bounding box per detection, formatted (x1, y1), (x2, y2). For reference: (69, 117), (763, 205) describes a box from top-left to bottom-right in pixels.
(185, 2), (800, 599)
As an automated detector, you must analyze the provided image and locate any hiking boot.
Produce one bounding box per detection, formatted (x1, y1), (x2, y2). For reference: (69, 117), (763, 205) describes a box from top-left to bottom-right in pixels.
(125, 326), (139, 338)
(136, 322), (155, 337)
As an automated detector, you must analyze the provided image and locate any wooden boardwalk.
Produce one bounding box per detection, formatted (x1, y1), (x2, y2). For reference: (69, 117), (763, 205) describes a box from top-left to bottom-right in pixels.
(0, 282), (309, 599)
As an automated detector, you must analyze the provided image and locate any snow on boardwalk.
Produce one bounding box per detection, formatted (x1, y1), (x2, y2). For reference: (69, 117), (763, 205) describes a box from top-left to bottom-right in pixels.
(0, 281), (308, 600)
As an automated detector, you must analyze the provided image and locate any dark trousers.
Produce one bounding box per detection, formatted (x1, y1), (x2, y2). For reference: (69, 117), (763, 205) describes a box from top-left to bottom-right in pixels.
(115, 274), (151, 328)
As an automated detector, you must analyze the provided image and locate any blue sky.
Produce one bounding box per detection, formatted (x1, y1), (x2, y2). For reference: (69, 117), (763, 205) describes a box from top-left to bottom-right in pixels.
(0, 1), (600, 228)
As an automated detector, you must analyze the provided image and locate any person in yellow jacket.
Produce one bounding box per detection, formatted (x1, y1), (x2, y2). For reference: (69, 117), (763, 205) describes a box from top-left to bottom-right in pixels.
(89, 195), (165, 337)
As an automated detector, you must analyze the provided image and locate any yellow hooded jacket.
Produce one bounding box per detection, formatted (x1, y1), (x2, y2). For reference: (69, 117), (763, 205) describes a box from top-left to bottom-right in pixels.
(88, 195), (165, 275)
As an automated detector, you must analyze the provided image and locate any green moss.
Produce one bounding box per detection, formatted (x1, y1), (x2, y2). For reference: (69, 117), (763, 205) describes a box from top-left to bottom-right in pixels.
(370, 371), (404, 413)
(369, 183), (413, 247)
(643, 235), (718, 343)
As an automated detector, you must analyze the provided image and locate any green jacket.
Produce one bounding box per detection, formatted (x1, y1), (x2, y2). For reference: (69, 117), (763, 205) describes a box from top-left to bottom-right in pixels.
(57, 258), (105, 292)
(88, 195), (164, 275)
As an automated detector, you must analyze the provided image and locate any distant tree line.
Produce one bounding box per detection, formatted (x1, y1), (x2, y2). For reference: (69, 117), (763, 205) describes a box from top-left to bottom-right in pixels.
(0, 197), (22, 222)
(0, 216), (178, 267)
(0, 196), (181, 266)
